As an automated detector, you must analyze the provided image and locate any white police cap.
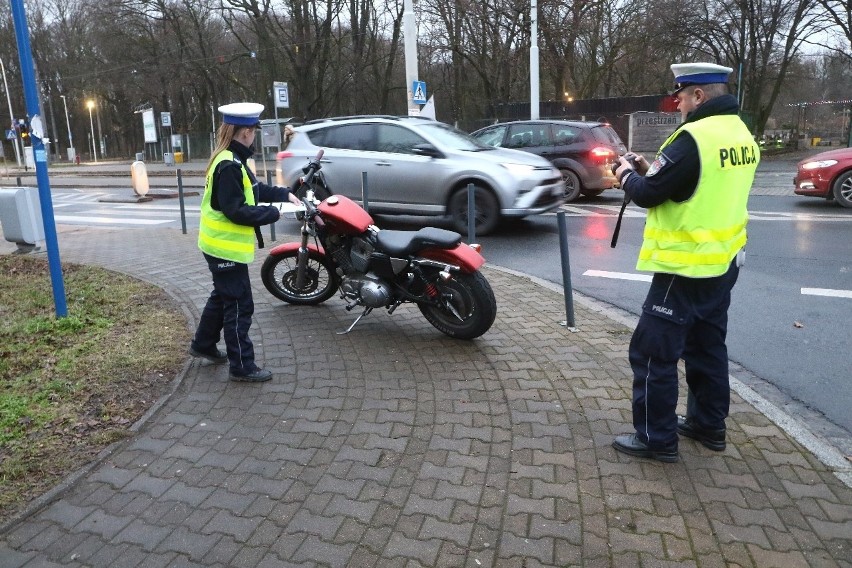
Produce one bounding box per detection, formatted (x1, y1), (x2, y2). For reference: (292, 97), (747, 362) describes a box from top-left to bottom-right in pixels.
(670, 63), (733, 94)
(218, 102), (264, 127)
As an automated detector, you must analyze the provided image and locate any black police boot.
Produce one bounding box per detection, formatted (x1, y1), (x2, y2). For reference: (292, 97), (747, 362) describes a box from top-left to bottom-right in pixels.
(612, 433), (678, 463)
(229, 367), (272, 382)
(189, 345), (228, 364)
(677, 416), (726, 451)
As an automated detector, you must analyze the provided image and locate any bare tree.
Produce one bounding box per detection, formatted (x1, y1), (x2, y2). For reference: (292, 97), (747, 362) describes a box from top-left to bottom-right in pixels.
(815, 0), (852, 59)
(2, 0), (848, 154)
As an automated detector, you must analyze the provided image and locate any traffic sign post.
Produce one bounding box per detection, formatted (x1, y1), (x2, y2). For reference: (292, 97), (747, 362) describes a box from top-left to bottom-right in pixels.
(10, 0), (67, 316)
(161, 112), (173, 156)
(273, 81), (289, 123)
(412, 81), (427, 105)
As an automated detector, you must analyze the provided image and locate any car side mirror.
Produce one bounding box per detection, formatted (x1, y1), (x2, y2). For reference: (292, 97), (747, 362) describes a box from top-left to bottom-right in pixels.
(412, 144), (443, 159)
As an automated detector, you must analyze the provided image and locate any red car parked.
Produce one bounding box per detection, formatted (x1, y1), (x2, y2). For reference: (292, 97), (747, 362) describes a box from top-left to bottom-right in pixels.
(793, 147), (852, 208)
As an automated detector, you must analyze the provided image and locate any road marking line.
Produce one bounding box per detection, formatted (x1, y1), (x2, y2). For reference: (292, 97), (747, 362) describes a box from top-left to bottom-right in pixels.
(115, 204), (196, 212)
(54, 215), (171, 225)
(801, 287), (852, 299)
(583, 270), (652, 282)
(749, 211), (852, 221)
(54, 193), (105, 202)
(105, 208), (199, 217)
(593, 204), (646, 217)
(558, 205), (598, 215)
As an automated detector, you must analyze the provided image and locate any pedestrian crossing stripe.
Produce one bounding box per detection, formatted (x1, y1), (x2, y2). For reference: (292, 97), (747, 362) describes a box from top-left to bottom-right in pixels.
(54, 215), (172, 225)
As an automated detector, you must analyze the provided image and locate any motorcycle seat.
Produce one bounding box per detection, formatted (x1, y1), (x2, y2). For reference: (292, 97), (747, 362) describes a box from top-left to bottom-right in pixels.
(376, 227), (462, 256)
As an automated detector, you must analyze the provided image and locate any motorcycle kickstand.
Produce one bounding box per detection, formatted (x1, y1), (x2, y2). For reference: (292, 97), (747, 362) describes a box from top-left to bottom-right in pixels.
(337, 307), (373, 335)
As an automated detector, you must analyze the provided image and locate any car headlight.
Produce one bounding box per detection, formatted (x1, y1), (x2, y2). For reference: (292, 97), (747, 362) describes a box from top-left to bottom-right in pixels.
(802, 159), (837, 170)
(501, 163), (536, 175)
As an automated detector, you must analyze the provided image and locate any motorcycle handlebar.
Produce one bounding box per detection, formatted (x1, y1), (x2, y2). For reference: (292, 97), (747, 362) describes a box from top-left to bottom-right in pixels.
(300, 149), (325, 186)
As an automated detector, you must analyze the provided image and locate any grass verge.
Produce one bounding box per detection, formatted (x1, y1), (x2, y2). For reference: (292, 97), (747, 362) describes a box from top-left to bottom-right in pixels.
(0, 254), (190, 521)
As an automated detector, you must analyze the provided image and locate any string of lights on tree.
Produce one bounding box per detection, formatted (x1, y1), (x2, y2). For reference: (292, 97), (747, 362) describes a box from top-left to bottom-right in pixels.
(787, 99), (852, 107)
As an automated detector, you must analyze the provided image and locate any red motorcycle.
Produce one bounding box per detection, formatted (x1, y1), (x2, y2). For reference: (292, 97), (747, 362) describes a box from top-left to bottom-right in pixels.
(261, 151), (497, 339)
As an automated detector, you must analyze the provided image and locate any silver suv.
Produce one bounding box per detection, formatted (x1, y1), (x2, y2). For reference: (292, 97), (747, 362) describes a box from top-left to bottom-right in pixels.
(277, 115), (564, 234)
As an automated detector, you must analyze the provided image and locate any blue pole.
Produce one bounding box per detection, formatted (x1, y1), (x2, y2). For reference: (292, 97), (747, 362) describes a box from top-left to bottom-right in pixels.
(10, 0), (67, 317)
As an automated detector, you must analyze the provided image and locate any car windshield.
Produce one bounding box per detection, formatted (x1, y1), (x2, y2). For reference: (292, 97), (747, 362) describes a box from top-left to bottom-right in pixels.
(415, 122), (494, 151)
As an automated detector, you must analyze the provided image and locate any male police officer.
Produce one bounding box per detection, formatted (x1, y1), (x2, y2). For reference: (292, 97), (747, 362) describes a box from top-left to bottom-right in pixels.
(611, 63), (760, 462)
(190, 102), (301, 382)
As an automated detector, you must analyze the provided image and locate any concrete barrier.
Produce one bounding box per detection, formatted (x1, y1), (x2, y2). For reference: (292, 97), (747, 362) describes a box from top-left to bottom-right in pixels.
(0, 187), (44, 246)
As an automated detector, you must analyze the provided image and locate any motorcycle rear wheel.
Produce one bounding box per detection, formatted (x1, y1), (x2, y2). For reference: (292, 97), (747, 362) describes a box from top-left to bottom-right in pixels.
(418, 271), (497, 339)
(261, 250), (339, 305)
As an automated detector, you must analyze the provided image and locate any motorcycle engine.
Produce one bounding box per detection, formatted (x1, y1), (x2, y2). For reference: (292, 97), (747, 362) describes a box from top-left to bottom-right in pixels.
(349, 237), (373, 273)
(339, 273), (392, 308)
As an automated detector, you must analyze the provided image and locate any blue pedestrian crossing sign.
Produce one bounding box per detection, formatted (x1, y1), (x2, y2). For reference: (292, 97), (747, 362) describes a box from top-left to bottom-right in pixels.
(412, 81), (427, 105)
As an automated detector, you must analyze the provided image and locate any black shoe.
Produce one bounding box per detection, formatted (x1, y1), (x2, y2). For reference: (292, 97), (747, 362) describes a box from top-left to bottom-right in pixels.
(677, 416), (726, 451)
(189, 345), (228, 364)
(229, 368), (272, 382)
(612, 433), (679, 463)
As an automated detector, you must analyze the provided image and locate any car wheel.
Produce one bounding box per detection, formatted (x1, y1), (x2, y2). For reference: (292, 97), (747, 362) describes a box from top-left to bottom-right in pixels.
(449, 185), (500, 236)
(832, 171), (852, 208)
(560, 169), (582, 202)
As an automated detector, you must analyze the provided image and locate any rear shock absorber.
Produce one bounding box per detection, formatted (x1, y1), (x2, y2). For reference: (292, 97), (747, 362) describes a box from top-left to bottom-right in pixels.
(424, 282), (439, 298)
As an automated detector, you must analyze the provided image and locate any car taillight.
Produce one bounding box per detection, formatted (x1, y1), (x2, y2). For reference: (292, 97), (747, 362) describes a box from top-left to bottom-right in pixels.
(277, 151), (293, 160)
(590, 146), (614, 162)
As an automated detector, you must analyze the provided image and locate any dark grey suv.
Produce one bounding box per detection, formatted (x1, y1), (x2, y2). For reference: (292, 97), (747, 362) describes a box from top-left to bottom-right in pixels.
(471, 120), (627, 202)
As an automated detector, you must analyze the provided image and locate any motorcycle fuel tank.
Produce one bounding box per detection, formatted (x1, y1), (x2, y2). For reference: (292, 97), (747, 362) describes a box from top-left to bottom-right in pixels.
(319, 195), (374, 234)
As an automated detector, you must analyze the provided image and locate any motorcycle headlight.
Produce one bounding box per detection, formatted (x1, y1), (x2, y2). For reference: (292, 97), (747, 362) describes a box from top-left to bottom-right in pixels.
(501, 162), (536, 175)
(801, 159), (837, 170)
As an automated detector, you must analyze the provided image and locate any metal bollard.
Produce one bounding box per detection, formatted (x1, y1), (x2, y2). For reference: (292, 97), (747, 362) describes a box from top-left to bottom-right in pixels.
(176, 169), (187, 234)
(361, 172), (369, 213)
(266, 170), (276, 241)
(557, 211), (576, 329)
(467, 183), (476, 243)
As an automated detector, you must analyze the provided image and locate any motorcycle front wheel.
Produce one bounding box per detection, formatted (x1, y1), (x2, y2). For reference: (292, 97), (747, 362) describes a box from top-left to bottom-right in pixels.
(418, 271), (497, 339)
(261, 250), (339, 305)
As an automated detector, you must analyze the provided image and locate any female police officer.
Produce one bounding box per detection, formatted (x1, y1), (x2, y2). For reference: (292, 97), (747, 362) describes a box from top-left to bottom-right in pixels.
(189, 102), (301, 382)
(611, 63), (760, 461)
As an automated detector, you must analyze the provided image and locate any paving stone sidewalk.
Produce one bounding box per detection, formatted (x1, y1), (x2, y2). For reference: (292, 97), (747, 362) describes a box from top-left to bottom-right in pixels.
(0, 226), (850, 567)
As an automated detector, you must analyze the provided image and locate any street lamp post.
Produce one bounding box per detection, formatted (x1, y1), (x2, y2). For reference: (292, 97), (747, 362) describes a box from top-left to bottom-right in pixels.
(86, 99), (98, 163)
(0, 56), (23, 167)
(59, 94), (73, 161)
(94, 102), (104, 157)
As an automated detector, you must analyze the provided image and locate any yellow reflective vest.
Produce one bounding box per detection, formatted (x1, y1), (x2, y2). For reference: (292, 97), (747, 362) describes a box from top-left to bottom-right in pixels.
(197, 151), (257, 263)
(637, 114), (760, 277)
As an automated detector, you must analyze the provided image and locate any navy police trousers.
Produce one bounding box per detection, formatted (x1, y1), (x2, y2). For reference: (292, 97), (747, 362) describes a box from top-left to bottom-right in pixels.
(628, 260), (739, 450)
(192, 254), (258, 375)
